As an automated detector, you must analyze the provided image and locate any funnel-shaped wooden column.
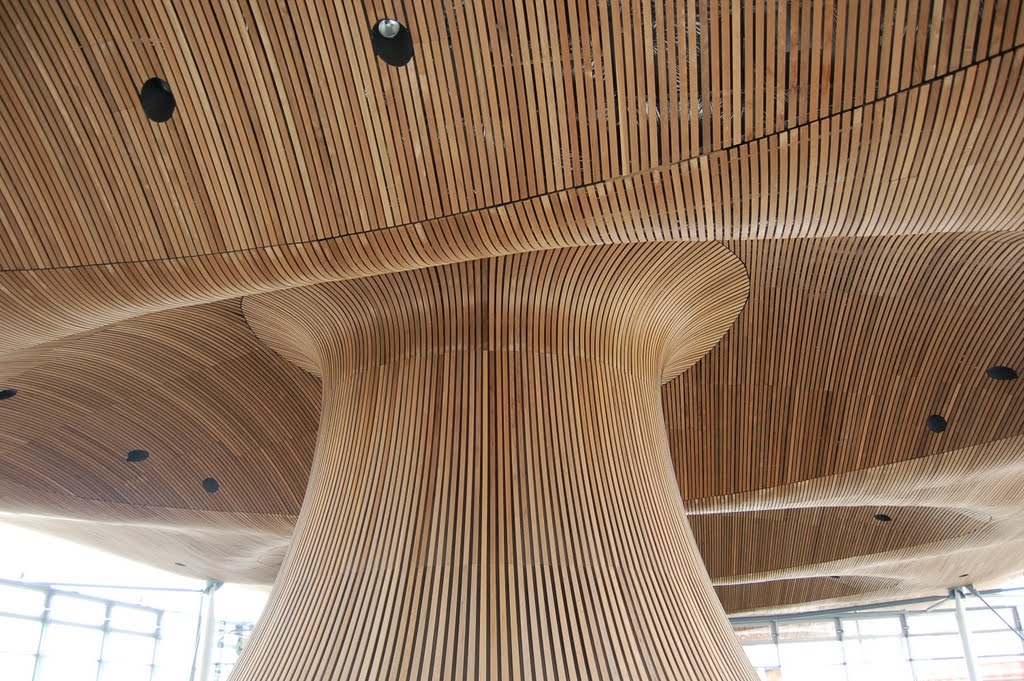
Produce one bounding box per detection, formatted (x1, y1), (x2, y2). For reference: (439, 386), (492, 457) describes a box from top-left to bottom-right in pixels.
(238, 244), (754, 680)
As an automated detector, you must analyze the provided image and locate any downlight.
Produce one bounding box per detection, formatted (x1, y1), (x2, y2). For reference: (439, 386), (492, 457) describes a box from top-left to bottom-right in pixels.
(371, 18), (414, 67)
(986, 365), (1019, 381)
(139, 78), (176, 123)
(926, 414), (947, 433)
(125, 449), (150, 463)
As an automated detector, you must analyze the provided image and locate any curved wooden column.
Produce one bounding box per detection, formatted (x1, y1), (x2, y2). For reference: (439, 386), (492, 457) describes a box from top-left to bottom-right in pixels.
(238, 244), (753, 680)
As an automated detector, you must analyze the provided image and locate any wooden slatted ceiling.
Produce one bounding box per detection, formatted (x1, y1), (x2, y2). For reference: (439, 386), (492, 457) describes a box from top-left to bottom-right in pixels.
(4, 45), (1024, 354)
(694, 434), (1024, 613)
(667, 231), (1024, 500)
(691, 506), (991, 579)
(1, 1), (1024, 270)
(717, 577), (904, 613)
(0, 300), (319, 515)
(0, 0), (1022, 622)
(0, 231), (1022, 615)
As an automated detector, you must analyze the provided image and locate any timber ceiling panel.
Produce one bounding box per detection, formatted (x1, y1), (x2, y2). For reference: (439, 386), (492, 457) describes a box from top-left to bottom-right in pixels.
(0, 300), (319, 514)
(667, 231), (1024, 499)
(1, 1), (1023, 270)
(1, 230), (1022, 613)
(1, 0), (1024, 620)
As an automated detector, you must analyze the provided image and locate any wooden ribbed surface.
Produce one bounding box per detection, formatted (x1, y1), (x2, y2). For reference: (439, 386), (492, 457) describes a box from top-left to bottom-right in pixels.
(2, 0), (1022, 270)
(692, 505), (990, 579)
(667, 231), (1024, 499)
(1, 230), (1022, 618)
(4, 4), (1024, 358)
(717, 576), (904, 613)
(234, 244), (754, 679)
(0, 0), (1023, 656)
(690, 431), (1024, 613)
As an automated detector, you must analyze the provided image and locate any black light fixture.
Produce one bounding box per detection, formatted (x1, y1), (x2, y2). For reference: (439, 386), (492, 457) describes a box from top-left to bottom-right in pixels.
(139, 77), (176, 123)
(202, 477), (220, 494)
(829, 575), (841, 580)
(0, 388), (16, 400)
(986, 365), (1019, 381)
(959, 573), (970, 578)
(371, 18), (414, 67)
(175, 561), (187, 567)
(126, 449), (149, 463)
(874, 513), (893, 523)
(926, 414), (947, 433)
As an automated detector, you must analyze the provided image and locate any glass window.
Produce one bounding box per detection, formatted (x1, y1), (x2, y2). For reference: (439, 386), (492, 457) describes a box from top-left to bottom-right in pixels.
(101, 632), (155, 665)
(0, 584), (46, 617)
(842, 617), (902, 637)
(907, 611), (958, 635)
(36, 655), (99, 680)
(777, 620), (836, 640)
(911, 658), (968, 680)
(776, 664), (846, 681)
(0, 616), (41, 655)
(49, 595), (106, 626)
(109, 606), (157, 634)
(778, 640), (844, 667)
(744, 643), (779, 668)
(908, 633), (964, 660)
(40, 623), (103, 660)
(0, 653), (36, 681)
(966, 607), (1013, 632)
(844, 635), (905, 664)
(972, 630), (1024, 657)
(98, 661), (154, 681)
(847, 661), (914, 681)
(735, 625), (773, 643)
(976, 658), (1024, 678)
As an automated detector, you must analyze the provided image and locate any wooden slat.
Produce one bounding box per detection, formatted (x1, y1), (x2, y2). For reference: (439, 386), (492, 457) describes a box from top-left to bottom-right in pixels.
(1, 1), (1022, 271)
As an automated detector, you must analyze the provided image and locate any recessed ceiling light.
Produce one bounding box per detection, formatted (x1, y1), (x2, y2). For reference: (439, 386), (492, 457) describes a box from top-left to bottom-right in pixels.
(139, 78), (176, 123)
(986, 365), (1019, 381)
(926, 414), (947, 433)
(0, 388), (16, 400)
(371, 18), (413, 67)
(126, 449), (149, 463)
(874, 513), (893, 522)
(202, 477), (220, 494)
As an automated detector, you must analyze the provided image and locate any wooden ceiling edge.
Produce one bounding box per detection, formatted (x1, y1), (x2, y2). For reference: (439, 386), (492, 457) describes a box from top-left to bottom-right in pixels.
(2, 40), (1021, 276)
(3, 37), (1023, 356)
(686, 433), (1024, 516)
(5, 229), (1023, 364)
(0, 477), (299, 534)
(724, 551), (1024, 617)
(711, 520), (1014, 588)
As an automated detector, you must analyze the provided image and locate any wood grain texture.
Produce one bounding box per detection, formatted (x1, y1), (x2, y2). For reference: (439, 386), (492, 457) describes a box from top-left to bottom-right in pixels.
(692, 433), (1024, 614)
(2, 0), (1020, 271)
(0, 0), (1022, 657)
(0, 300), (316, 581)
(1, 231), (1023, 617)
(668, 231), (1024, 499)
(4, 4), (1024, 356)
(234, 244), (755, 679)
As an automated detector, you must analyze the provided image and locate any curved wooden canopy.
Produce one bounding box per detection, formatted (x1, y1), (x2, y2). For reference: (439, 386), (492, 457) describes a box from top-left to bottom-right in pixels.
(2, 0), (1024, 675)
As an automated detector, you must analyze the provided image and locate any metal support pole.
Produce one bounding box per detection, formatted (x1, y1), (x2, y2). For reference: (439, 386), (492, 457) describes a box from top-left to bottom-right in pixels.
(197, 580), (223, 681)
(953, 588), (980, 681)
(31, 590), (53, 681)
